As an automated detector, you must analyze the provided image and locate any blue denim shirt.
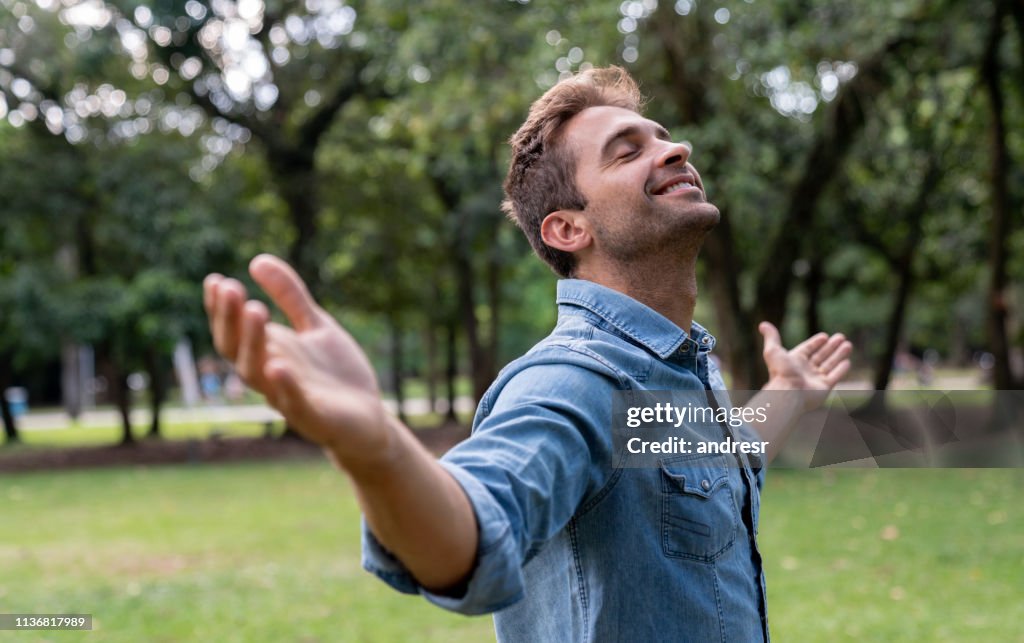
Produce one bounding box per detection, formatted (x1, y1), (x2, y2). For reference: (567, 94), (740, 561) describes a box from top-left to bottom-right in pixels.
(363, 279), (769, 642)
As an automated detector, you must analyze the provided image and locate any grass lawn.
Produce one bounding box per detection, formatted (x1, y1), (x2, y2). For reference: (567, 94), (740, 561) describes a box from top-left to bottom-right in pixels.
(0, 421), (280, 450)
(1, 414), (470, 450)
(0, 461), (493, 642)
(1, 463), (1021, 642)
(760, 469), (1024, 641)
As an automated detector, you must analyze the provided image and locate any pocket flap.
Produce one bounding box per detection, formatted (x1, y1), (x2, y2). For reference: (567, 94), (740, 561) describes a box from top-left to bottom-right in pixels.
(659, 456), (729, 498)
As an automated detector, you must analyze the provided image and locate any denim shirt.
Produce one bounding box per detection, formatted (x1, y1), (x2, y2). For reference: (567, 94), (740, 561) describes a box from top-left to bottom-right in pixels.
(363, 279), (769, 642)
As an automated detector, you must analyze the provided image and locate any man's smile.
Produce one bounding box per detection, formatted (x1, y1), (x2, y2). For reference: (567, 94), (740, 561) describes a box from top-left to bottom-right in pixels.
(650, 172), (704, 199)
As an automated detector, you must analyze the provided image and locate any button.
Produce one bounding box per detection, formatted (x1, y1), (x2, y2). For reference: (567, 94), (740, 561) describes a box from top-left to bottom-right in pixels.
(701, 336), (711, 345)
(680, 344), (689, 352)
(701, 479), (711, 491)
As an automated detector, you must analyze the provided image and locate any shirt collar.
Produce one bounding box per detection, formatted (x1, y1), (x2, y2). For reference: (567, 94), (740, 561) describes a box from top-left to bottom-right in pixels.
(555, 279), (716, 360)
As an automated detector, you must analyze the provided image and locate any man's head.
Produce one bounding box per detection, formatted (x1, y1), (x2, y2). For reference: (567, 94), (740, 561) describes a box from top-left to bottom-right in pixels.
(502, 67), (718, 279)
(502, 67), (644, 277)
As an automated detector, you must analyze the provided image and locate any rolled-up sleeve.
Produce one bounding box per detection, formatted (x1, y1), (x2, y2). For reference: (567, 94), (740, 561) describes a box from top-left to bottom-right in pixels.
(361, 359), (618, 615)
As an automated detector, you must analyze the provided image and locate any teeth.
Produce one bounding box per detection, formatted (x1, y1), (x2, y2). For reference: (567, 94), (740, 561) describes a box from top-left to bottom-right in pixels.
(659, 180), (693, 195)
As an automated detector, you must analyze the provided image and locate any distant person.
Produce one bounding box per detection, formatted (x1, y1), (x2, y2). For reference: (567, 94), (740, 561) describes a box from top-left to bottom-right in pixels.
(204, 67), (851, 641)
(198, 357), (223, 404)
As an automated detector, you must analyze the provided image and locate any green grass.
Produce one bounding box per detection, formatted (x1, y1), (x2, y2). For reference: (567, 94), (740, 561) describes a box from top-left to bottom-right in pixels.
(1, 465), (1021, 641)
(0, 461), (494, 642)
(1, 414), (471, 450)
(0, 420), (281, 449)
(760, 469), (1024, 641)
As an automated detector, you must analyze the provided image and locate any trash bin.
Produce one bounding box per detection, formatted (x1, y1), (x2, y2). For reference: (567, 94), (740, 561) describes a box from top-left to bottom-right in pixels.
(4, 387), (28, 417)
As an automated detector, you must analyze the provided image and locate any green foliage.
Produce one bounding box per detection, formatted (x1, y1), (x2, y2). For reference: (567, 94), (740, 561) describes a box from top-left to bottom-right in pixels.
(1, 0), (1022, 393)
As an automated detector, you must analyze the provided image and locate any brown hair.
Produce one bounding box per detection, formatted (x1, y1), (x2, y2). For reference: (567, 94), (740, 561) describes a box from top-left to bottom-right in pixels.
(502, 66), (645, 277)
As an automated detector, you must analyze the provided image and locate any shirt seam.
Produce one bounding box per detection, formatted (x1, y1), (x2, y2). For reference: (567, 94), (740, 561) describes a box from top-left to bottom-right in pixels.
(549, 343), (632, 520)
(568, 518), (590, 640)
(489, 340), (633, 520)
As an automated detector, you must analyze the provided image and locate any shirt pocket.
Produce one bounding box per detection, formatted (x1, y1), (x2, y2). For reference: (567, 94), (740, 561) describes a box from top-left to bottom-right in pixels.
(659, 455), (740, 562)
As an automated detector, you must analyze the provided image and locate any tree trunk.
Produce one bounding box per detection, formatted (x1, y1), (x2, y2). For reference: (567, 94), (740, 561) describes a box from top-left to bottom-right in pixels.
(111, 365), (134, 445)
(424, 320), (438, 414)
(445, 319), (459, 423)
(873, 252), (916, 391)
(453, 216), (492, 404)
(982, 0), (1017, 390)
(485, 234), (502, 383)
(650, 2), (711, 125)
(872, 158), (940, 390)
(0, 357), (19, 445)
(702, 214), (763, 389)
(1010, 0), (1024, 83)
(429, 162), (496, 406)
(268, 154), (321, 293)
(145, 347), (167, 439)
(804, 254), (824, 337)
(389, 316), (407, 424)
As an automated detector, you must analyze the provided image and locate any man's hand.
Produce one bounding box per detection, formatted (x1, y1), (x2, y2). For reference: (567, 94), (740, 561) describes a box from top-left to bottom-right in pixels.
(742, 322), (853, 462)
(204, 255), (478, 590)
(758, 321), (852, 411)
(203, 254), (395, 467)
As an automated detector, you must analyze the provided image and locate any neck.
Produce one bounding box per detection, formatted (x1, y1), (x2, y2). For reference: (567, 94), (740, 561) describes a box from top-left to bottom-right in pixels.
(578, 253), (698, 333)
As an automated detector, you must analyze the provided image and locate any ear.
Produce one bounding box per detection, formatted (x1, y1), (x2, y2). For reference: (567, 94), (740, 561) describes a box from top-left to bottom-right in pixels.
(541, 210), (592, 254)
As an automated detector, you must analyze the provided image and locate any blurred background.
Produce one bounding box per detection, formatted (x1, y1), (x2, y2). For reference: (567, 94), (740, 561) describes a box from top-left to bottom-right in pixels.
(0, 1), (1021, 640)
(1, 0), (1023, 445)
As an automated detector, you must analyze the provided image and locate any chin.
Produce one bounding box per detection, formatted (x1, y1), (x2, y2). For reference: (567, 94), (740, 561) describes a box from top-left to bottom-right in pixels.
(682, 203), (721, 231)
(700, 205), (721, 229)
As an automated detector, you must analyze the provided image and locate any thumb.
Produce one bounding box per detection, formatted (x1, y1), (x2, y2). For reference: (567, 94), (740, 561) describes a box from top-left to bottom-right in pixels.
(249, 254), (322, 332)
(759, 321), (782, 352)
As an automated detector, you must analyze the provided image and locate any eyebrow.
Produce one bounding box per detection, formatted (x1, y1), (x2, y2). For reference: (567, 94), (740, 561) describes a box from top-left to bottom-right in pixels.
(600, 122), (673, 159)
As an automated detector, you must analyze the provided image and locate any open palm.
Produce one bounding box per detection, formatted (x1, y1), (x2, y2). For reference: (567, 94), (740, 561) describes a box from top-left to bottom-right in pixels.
(758, 321), (852, 410)
(204, 255), (392, 462)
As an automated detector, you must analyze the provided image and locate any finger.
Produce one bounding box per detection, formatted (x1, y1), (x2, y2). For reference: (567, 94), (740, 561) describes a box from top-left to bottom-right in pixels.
(759, 322), (782, 353)
(793, 332), (829, 358)
(203, 273), (223, 318)
(249, 254), (322, 332)
(263, 358), (315, 436)
(213, 279), (248, 361)
(203, 274), (223, 343)
(236, 300), (270, 387)
(263, 322), (297, 360)
(818, 339), (853, 374)
(810, 333), (847, 366)
(823, 358), (852, 388)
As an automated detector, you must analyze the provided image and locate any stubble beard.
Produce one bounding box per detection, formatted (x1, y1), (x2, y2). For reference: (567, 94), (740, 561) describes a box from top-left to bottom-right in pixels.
(592, 200), (721, 266)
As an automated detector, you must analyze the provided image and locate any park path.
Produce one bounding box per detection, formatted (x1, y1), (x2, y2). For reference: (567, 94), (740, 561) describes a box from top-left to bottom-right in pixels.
(15, 372), (984, 432)
(17, 397), (478, 432)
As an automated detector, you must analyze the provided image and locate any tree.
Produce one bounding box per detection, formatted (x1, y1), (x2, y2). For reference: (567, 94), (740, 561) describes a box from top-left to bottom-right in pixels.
(981, 0), (1021, 389)
(0, 112), (261, 442)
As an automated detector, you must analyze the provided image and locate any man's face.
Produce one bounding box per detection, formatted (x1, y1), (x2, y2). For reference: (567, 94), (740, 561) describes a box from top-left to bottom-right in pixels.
(562, 105), (720, 262)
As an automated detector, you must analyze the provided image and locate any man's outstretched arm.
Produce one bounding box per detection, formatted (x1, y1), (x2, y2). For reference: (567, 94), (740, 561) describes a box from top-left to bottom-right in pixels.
(204, 254), (477, 592)
(744, 322), (853, 462)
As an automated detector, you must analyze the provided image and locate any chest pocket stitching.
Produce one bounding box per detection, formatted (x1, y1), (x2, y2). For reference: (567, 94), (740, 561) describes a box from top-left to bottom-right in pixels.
(659, 456), (740, 562)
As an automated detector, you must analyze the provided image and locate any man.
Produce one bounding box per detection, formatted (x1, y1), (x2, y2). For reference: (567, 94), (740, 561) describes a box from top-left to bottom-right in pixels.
(204, 67), (851, 641)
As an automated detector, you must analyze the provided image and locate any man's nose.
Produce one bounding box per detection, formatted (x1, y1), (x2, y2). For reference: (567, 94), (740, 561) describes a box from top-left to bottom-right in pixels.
(655, 141), (691, 168)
